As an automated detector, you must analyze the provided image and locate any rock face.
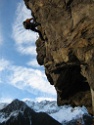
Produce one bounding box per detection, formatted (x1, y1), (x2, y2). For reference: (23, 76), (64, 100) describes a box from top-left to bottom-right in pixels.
(23, 0), (94, 114)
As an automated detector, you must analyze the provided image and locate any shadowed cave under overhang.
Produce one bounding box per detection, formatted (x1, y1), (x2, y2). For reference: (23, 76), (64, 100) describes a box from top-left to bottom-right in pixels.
(46, 64), (92, 109)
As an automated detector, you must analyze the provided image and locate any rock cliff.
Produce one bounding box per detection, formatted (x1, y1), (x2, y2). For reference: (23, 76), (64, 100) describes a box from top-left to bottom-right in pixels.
(23, 0), (94, 114)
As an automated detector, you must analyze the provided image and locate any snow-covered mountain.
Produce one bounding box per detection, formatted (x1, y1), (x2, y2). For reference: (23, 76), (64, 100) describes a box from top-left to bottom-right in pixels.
(25, 100), (88, 122)
(24, 100), (94, 125)
(0, 99), (93, 125)
(0, 99), (61, 125)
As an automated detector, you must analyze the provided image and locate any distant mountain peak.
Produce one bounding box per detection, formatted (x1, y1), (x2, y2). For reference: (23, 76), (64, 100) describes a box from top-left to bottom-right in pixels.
(13, 98), (20, 102)
(0, 99), (28, 114)
(0, 99), (61, 125)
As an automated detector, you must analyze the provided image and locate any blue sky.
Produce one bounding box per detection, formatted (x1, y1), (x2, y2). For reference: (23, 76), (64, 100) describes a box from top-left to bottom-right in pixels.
(0, 0), (56, 102)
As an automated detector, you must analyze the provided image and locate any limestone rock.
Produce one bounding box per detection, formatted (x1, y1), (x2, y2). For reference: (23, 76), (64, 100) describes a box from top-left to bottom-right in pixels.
(23, 0), (94, 114)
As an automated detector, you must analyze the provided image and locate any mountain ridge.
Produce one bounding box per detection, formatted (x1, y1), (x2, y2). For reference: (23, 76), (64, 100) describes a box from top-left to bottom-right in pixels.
(0, 99), (93, 125)
(0, 99), (61, 125)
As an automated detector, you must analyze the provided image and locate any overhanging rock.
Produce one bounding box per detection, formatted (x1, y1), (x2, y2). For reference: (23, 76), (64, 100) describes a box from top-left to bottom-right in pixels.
(23, 0), (94, 115)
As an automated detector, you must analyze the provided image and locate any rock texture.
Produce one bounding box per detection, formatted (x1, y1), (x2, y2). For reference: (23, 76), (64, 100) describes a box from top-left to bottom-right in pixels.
(23, 0), (94, 114)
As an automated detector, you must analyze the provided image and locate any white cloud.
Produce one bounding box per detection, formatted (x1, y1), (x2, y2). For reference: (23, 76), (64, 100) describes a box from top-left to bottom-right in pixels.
(9, 65), (56, 96)
(17, 44), (36, 55)
(12, 1), (38, 56)
(0, 58), (56, 97)
(0, 59), (12, 84)
(27, 59), (40, 68)
(0, 97), (13, 103)
(0, 59), (10, 71)
(1, 2), (56, 100)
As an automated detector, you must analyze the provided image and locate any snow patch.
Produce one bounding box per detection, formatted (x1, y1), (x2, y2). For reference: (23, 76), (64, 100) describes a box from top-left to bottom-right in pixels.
(0, 111), (24, 123)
